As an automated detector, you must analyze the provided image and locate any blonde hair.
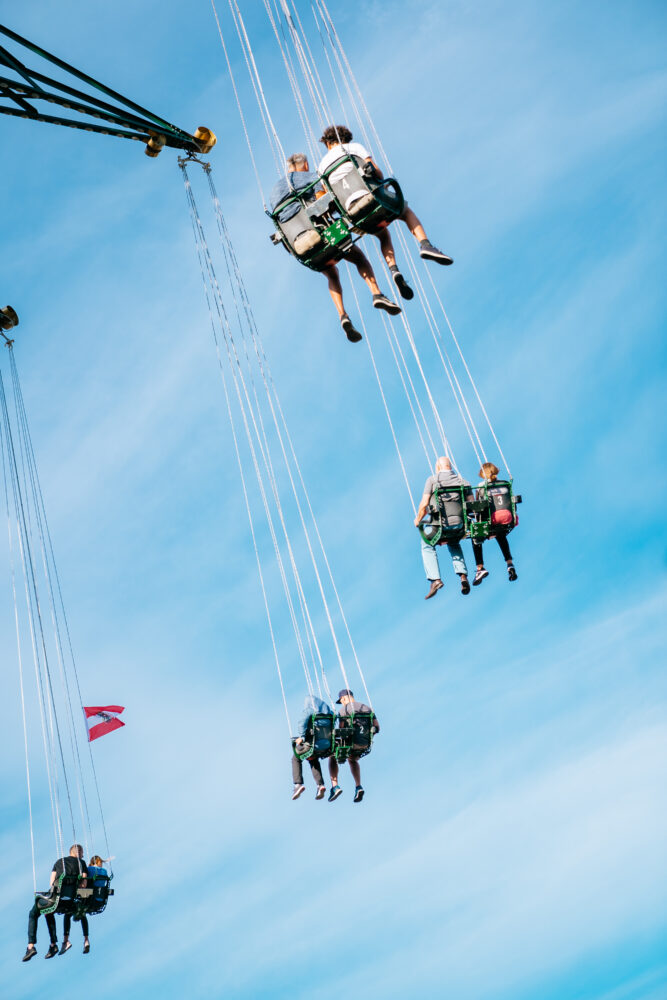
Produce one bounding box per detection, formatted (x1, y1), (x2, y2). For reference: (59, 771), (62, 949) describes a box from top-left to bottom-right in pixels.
(479, 462), (499, 482)
(89, 855), (104, 867)
(286, 153), (308, 170)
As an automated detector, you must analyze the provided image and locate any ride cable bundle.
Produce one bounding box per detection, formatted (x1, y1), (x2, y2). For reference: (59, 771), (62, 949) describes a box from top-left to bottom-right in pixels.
(0, 333), (114, 923)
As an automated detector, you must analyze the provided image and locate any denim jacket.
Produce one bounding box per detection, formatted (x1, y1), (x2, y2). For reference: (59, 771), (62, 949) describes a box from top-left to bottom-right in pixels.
(296, 695), (333, 741)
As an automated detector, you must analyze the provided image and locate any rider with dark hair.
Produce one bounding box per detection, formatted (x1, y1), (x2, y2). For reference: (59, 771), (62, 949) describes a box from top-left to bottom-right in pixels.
(328, 689), (379, 804)
(23, 844), (88, 962)
(318, 125), (453, 300)
(269, 152), (401, 343)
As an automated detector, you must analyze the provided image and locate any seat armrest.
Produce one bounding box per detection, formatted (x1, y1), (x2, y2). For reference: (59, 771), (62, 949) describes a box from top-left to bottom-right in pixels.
(307, 193), (335, 219)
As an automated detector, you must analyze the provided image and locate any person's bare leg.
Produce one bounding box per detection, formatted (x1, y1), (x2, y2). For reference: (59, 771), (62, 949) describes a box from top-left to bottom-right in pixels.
(328, 756), (343, 799)
(349, 758), (361, 785)
(378, 229), (397, 268)
(402, 207), (453, 265)
(345, 246), (380, 295)
(324, 264), (345, 318)
(342, 247), (401, 315)
(325, 264), (363, 341)
(401, 206), (427, 243)
(376, 228), (414, 300)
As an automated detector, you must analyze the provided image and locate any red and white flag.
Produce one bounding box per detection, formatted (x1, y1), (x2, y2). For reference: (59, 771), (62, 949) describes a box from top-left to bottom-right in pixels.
(83, 705), (125, 742)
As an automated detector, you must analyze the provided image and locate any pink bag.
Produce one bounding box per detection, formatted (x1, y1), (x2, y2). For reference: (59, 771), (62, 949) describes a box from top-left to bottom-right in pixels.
(491, 509), (513, 527)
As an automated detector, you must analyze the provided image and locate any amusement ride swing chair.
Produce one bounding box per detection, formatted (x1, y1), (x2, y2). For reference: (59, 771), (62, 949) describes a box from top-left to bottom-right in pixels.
(268, 151), (405, 271)
(35, 870), (114, 923)
(291, 706), (378, 766)
(418, 480), (522, 549)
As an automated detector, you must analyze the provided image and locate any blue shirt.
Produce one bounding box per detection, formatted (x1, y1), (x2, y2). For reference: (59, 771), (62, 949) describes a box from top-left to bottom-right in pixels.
(269, 171), (322, 222)
(87, 865), (108, 895)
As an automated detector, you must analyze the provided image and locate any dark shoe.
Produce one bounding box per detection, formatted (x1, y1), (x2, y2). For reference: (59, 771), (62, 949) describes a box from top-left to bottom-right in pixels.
(419, 240), (453, 265)
(353, 786), (365, 803)
(425, 579), (444, 600)
(341, 314), (362, 343)
(291, 784), (306, 801)
(392, 271), (414, 300)
(460, 576), (471, 595)
(508, 565), (518, 582)
(83, 943), (90, 954)
(44, 944), (59, 959)
(473, 568), (489, 586)
(372, 293), (401, 315)
(315, 785), (326, 800)
(22, 946), (37, 962)
(328, 785), (343, 802)
(58, 941), (71, 956)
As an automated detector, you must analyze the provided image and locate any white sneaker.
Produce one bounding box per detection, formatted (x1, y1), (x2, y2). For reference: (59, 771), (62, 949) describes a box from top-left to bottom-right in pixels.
(315, 785), (326, 800)
(291, 784), (306, 800)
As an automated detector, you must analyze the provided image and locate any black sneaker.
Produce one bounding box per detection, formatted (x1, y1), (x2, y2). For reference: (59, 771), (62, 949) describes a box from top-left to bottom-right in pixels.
(419, 240), (453, 265)
(392, 271), (414, 300)
(44, 943), (59, 959)
(460, 576), (471, 595)
(340, 315), (362, 343)
(508, 565), (518, 582)
(353, 786), (365, 803)
(372, 293), (401, 315)
(58, 941), (72, 956)
(328, 785), (343, 802)
(473, 568), (489, 586)
(22, 946), (37, 962)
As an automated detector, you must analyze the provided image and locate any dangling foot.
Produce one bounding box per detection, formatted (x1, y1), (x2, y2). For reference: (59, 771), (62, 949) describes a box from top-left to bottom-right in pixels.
(425, 579), (444, 600)
(58, 940), (72, 956)
(353, 786), (365, 803)
(22, 946), (37, 962)
(291, 783), (306, 801)
(473, 568), (489, 586)
(508, 564), (518, 582)
(340, 314), (363, 343)
(419, 240), (453, 265)
(460, 575), (471, 595)
(391, 269), (414, 300)
(372, 293), (401, 315)
(83, 940), (90, 954)
(315, 784), (326, 800)
(328, 784), (343, 802)
(44, 943), (59, 959)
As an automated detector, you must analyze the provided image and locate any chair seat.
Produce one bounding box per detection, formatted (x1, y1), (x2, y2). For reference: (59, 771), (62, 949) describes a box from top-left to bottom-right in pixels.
(293, 230), (322, 255)
(346, 191), (376, 215)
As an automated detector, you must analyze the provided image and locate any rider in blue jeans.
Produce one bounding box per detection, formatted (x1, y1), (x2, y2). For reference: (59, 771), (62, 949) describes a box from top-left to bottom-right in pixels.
(414, 456), (471, 599)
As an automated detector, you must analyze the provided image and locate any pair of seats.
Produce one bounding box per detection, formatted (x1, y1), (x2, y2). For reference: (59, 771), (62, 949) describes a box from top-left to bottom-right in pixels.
(269, 153), (405, 271)
(420, 481), (521, 548)
(36, 873), (114, 919)
(292, 711), (376, 764)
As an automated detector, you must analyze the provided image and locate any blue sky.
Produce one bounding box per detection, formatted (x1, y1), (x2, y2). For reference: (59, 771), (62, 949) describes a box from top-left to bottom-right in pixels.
(0, 1), (666, 997)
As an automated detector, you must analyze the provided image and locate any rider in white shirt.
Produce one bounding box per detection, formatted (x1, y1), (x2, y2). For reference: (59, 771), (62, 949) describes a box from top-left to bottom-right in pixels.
(318, 125), (454, 302)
